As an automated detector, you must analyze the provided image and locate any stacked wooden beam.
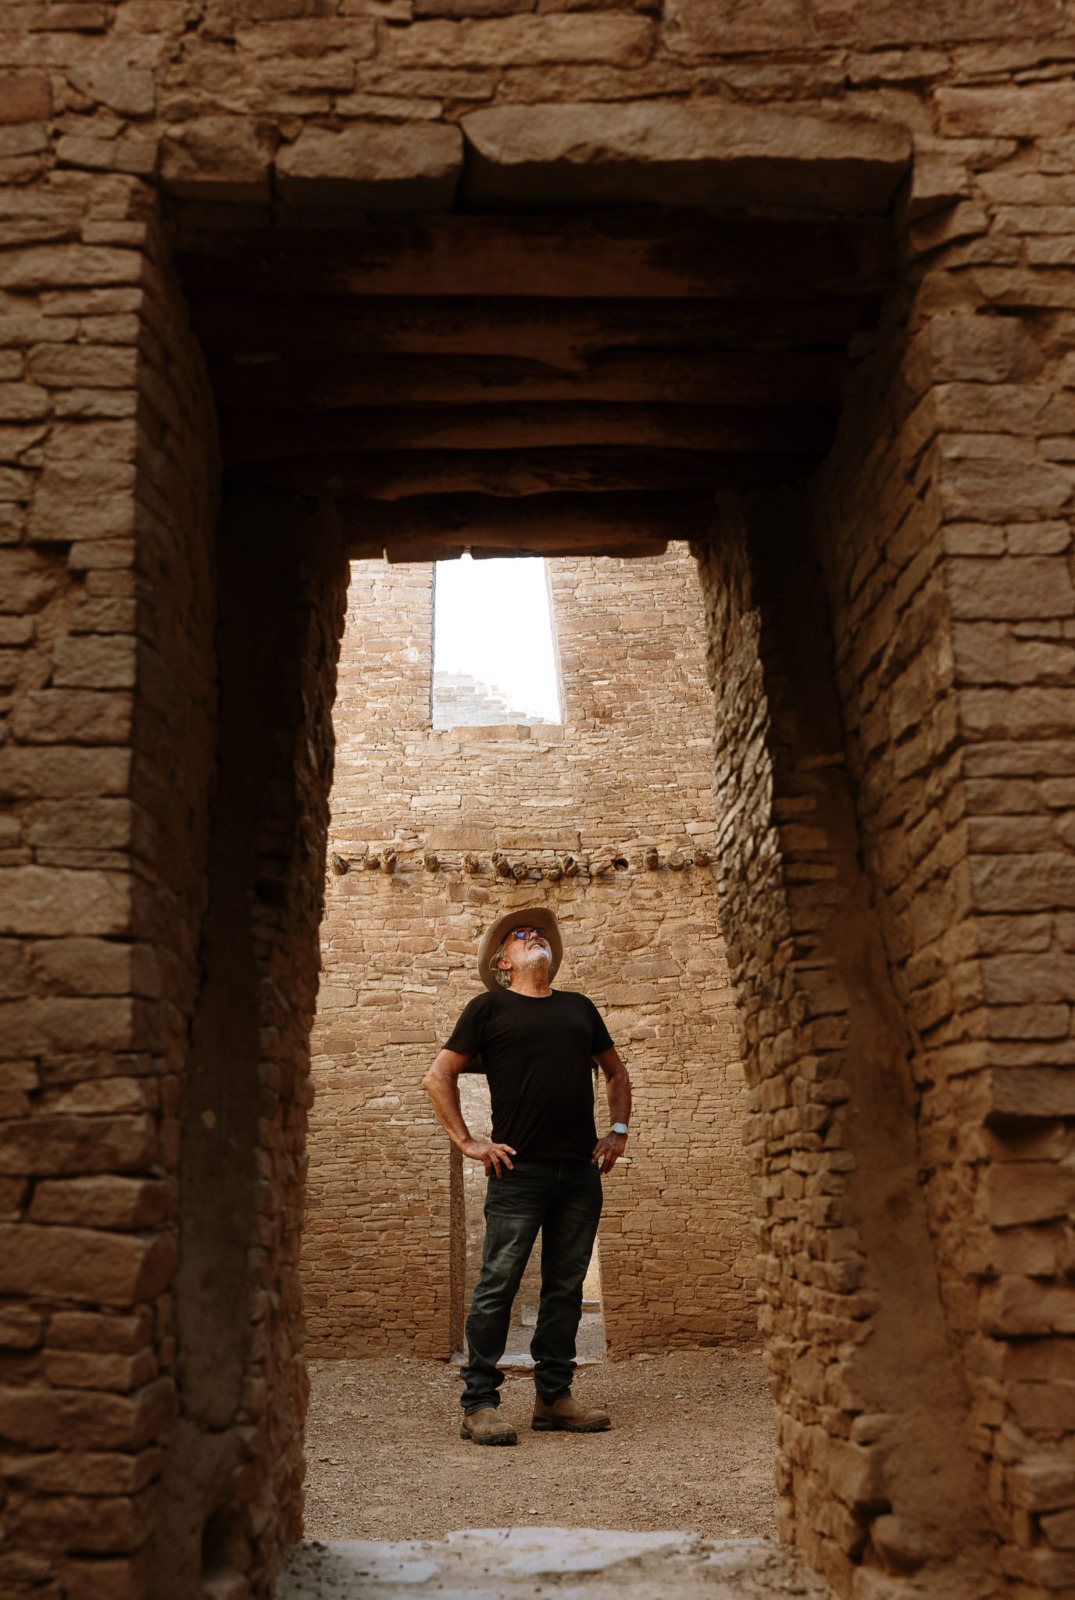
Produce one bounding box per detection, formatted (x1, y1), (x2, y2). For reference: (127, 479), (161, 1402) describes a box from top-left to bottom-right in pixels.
(175, 212), (896, 561)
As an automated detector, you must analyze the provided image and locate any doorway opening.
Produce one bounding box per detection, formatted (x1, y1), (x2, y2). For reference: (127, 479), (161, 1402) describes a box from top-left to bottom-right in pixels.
(299, 539), (765, 1545)
(158, 188), (965, 1596)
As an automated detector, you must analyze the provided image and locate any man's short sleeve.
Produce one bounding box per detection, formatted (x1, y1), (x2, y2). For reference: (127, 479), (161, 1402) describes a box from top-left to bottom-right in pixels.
(588, 998), (614, 1056)
(444, 992), (487, 1057)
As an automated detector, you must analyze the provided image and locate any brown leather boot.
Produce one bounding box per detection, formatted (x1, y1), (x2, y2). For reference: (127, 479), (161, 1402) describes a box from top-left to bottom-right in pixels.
(532, 1393), (611, 1433)
(460, 1407), (517, 1445)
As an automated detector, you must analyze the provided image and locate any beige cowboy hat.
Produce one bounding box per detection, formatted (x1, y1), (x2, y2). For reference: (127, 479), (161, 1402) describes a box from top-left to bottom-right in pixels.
(477, 907), (563, 993)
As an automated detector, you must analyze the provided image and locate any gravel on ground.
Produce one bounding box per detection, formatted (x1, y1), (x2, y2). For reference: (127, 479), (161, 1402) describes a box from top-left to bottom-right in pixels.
(304, 1348), (778, 1544)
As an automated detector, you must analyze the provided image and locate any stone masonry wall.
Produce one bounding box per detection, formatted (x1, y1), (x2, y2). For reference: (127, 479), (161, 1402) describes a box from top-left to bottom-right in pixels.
(148, 491), (347, 1600)
(10, 4), (1075, 1599)
(696, 494), (996, 1600)
(303, 544), (756, 1362)
(0, 195), (220, 1600)
(812, 137), (1075, 1599)
(0, 170), (349, 1600)
(691, 114), (1075, 1596)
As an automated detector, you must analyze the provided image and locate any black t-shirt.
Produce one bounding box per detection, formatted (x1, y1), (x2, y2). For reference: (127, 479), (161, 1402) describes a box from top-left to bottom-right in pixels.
(445, 988), (614, 1163)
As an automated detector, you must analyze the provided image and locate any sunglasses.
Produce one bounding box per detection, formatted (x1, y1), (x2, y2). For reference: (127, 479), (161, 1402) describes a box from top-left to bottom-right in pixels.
(510, 927), (547, 940)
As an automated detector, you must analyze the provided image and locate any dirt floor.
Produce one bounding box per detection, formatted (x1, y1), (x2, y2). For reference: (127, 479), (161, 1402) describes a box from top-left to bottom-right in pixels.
(304, 1348), (778, 1544)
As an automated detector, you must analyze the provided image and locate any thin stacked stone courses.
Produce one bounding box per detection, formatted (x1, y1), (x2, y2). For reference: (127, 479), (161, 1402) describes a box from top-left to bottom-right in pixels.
(6, 5), (1075, 1599)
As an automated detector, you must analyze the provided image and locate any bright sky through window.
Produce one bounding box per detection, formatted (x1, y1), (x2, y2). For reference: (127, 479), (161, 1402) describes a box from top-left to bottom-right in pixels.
(433, 554), (561, 724)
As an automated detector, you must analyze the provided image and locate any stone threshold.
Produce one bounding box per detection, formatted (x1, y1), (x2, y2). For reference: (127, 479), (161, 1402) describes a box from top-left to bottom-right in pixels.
(277, 1528), (831, 1599)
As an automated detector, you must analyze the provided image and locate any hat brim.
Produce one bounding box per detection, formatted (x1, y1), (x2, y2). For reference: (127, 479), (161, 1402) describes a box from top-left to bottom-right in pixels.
(477, 907), (563, 993)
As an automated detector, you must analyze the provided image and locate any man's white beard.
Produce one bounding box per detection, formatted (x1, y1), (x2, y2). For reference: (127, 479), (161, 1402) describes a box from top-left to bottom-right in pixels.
(520, 943), (551, 972)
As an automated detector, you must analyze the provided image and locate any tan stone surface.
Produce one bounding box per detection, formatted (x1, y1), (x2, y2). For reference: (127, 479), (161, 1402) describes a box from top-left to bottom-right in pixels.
(461, 101), (911, 212)
(7, 6), (1075, 1599)
(275, 122), (463, 210)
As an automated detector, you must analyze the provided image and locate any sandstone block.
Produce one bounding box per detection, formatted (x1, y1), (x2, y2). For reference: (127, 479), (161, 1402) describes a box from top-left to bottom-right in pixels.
(27, 801), (135, 853)
(47, 1308), (153, 1353)
(982, 951), (1075, 1006)
(417, 0), (532, 13)
(913, 318), (1044, 387)
(0, 380), (49, 419)
(937, 84), (1075, 139)
(275, 122), (463, 210)
(335, 93), (444, 121)
(907, 141), (971, 222)
(662, 0), (1066, 53)
(0, 866), (129, 936)
(947, 556), (1075, 617)
(0, 747), (131, 798)
(961, 689), (1075, 742)
(939, 459), (1073, 524)
(260, 58), (358, 91)
(1, 1448), (162, 1496)
(160, 119), (278, 205)
(0, 247), (143, 292)
(0, 1224), (175, 1305)
(42, 1347), (156, 1392)
(985, 1066), (1075, 1120)
(0, 1174), (26, 1218)
(0, 123), (47, 163)
(982, 1275), (1075, 1336)
(30, 345), (138, 390)
(29, 936), (157, 997)
(355, 66), (494, 99)
(1042, 1507), (1075, 1550)
(31, 1176), (172, 1230)
(387, 15), (654, 67)
(51, 636), (137, 690)
(0, 1304), (43, 1349)
(10, 689), (134, 745)
(0, 73), (51, 125)
(0, 1376), (173, 1452)
(0, 1111), (154, 1177)
(235, 17), (376, 53)
(56, 135), (157, 178)
(1009, 1456), (1075, 1512)
(67, 61), (155, 118)
(0, 548), (63, 614)
(984, 1005), (1069, 1040)
(61, 1551), (150, 1600)
(984, 1161), (1075, 1227)
(461, 101), (910, 212)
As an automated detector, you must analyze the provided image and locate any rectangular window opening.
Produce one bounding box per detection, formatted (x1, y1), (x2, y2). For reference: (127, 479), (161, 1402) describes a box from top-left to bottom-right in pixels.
(432, 553), (563, 729)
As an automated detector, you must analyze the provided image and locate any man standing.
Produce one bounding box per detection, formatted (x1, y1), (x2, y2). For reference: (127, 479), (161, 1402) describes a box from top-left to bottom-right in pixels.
(423, 906), (631, 1446)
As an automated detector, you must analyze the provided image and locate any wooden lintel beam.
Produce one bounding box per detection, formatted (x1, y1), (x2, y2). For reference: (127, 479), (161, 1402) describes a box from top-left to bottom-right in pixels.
(335, 491), (713, 558)
(221, 403), (838, 465)
(175, 213), (896, 301)
(237, 446), (825, 500)
(210, 348), (847, 410)
(382, 537), (669, 563)
(189, 292), (879, 363)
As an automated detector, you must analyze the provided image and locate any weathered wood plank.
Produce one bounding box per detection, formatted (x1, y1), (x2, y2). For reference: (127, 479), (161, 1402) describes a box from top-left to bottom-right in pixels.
(189, 293), (878, 363)
(175, 212), (897, 300)
(210, 348), (847, 409)
(382, 534), (669, 562)
(241, 446), (825, 499)
(221, 402), (838, 463)
(337, 491), (714, 556)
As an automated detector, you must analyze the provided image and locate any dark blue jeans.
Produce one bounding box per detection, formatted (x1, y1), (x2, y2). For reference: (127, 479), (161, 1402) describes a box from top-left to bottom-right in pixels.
(461, 1159), (603, 1414)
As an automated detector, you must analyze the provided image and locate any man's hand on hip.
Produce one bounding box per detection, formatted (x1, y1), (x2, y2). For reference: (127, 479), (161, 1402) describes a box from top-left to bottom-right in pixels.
(462, 1137), (516, 1177)
(591, 1131), (627, 1174)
